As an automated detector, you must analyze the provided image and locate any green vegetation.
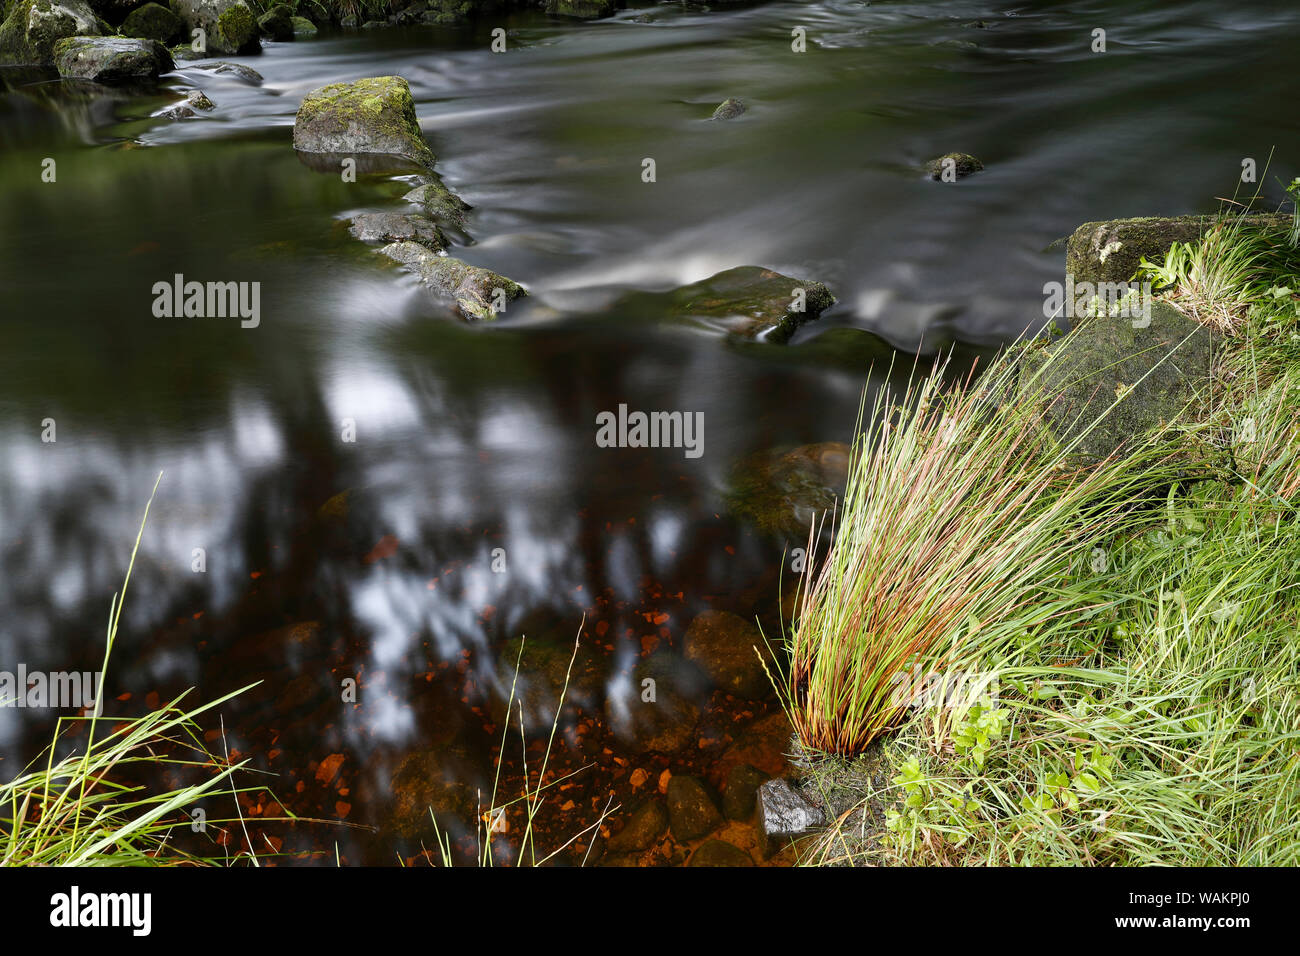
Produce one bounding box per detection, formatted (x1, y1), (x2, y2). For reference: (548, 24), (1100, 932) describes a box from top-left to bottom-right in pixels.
(0, 476), (267, 866)
(790, 189), (1300, 866)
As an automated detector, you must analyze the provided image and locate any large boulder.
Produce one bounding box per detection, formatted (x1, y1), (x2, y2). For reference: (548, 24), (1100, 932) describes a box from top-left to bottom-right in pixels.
(293, 75), (434, 169)
(120, 1), (182, 42)
(380, 240), (526, 320)
(1018, 299), (1215, 461)
(0, 0), (101, 66)
(167, 0), (257, 55)
(53, 35), (173, 80)
(667, 266), (835, 341)
(1065, 214), (1289, 286)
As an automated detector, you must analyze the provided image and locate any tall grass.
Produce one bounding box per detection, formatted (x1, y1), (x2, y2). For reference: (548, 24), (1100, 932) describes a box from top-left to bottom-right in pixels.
(0, 475), (265, 866)
(780, 344), (1182, 756)
(795, 185), (1300, 866)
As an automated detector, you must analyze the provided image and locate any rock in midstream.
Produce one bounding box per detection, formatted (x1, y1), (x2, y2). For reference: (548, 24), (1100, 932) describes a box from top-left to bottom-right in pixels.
(380, 240), (526, 320)
(293, 75), (434, 170)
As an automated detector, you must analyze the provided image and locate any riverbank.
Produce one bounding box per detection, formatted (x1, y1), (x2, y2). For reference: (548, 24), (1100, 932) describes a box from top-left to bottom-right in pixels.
(782, 195), (1300, 866)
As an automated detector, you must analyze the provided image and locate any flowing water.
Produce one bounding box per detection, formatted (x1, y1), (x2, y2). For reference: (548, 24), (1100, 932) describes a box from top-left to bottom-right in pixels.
(2, 0), (1299, 864)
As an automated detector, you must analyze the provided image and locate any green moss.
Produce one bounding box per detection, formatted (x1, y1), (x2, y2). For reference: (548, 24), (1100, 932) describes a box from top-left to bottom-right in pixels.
(295, 76), (435, 167)
(0, 0), (96, 65)
(215, 1), (257, 54)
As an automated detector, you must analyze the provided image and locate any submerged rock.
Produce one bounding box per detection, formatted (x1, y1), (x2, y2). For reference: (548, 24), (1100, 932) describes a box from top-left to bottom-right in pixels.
(120, 2), (184, 44)
(756, 777), (825, 858)
(726, 440), (851, 538)
(189, 59), (261, 83)
(348, 210), (446, 249)
(925, 151), (983, 181)
(668, 265), (835, 341)
(1019, 299), (1215, 462)
(256, 2), (292, 41)
(605, 653), (705, 756)
(723, 763), (767, 820)
(711, 96), (745, 120)
(683, 609), (775, 700)
(294, 75), (434, 170)
(380, 240), (526, 320)
(1065, 213), (1290, 287)
(666, 775), (723, 841)
(53, 35), (173, 80)
(486, 632), (600, 733)
(688, 839), (754, 867)
(0, 0), (102, 66)
(607, 799), (668, 852)
(387, 749), (476, 837)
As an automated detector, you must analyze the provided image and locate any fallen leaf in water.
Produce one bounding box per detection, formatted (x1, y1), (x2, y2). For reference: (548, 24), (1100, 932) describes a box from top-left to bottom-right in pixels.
(364, 534), (400, 564)
(315, 753), (345, 784)
(629, 768), (649, 788)
(658, 769), (672, 793)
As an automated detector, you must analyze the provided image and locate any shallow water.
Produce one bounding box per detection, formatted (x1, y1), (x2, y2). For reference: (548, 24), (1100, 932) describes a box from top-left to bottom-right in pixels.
(2, 0), (1299, 864)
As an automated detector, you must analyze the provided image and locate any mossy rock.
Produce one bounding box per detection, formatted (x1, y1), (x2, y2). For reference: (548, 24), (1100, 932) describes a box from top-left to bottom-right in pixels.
(289, 13), (314, 35)
(667, 265), (835, 341)
(255, 1), (290, 40)
(120, 1), (182, 42)
(0, 0), (102, 66)
(294, 75), (434, 169)
(403, 178), (471, 233)
(925, 151), (983, 180)
(348, 210), (446, 250)
(711, 96), (745, 120)
(488, 632), (601, 733)
(213, 0), (257, 53)
(545, 0), (616, 19)
(1064, 213), (1291, 287)
(53, 34), (172, 79)
(1018, 299), (1215, 462)
(380, 240), (526, 320)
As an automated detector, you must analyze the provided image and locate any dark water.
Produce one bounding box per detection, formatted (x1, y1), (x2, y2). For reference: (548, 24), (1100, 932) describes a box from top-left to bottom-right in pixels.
(2, 0), (1299, 864)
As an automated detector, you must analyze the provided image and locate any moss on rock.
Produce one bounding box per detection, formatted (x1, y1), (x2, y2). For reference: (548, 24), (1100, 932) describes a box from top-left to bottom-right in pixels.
(120, 0), (182, 42)
(294, 75), (435, 169)
(0, 0), (101, 65)
(1018, 299), (1216, 462)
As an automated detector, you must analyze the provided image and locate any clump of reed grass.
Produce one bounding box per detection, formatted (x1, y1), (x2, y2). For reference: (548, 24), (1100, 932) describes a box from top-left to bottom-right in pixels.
(797, 174), (1300, 867)
(779, 344), (1182, 756)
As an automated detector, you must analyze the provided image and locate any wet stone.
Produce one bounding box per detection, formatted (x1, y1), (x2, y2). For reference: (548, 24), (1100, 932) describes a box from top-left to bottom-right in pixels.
(666, 774), (723, 841)
(723, 762), (767, 821)
(607, 799), (668, 853)
(757, 777), (826, 858)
